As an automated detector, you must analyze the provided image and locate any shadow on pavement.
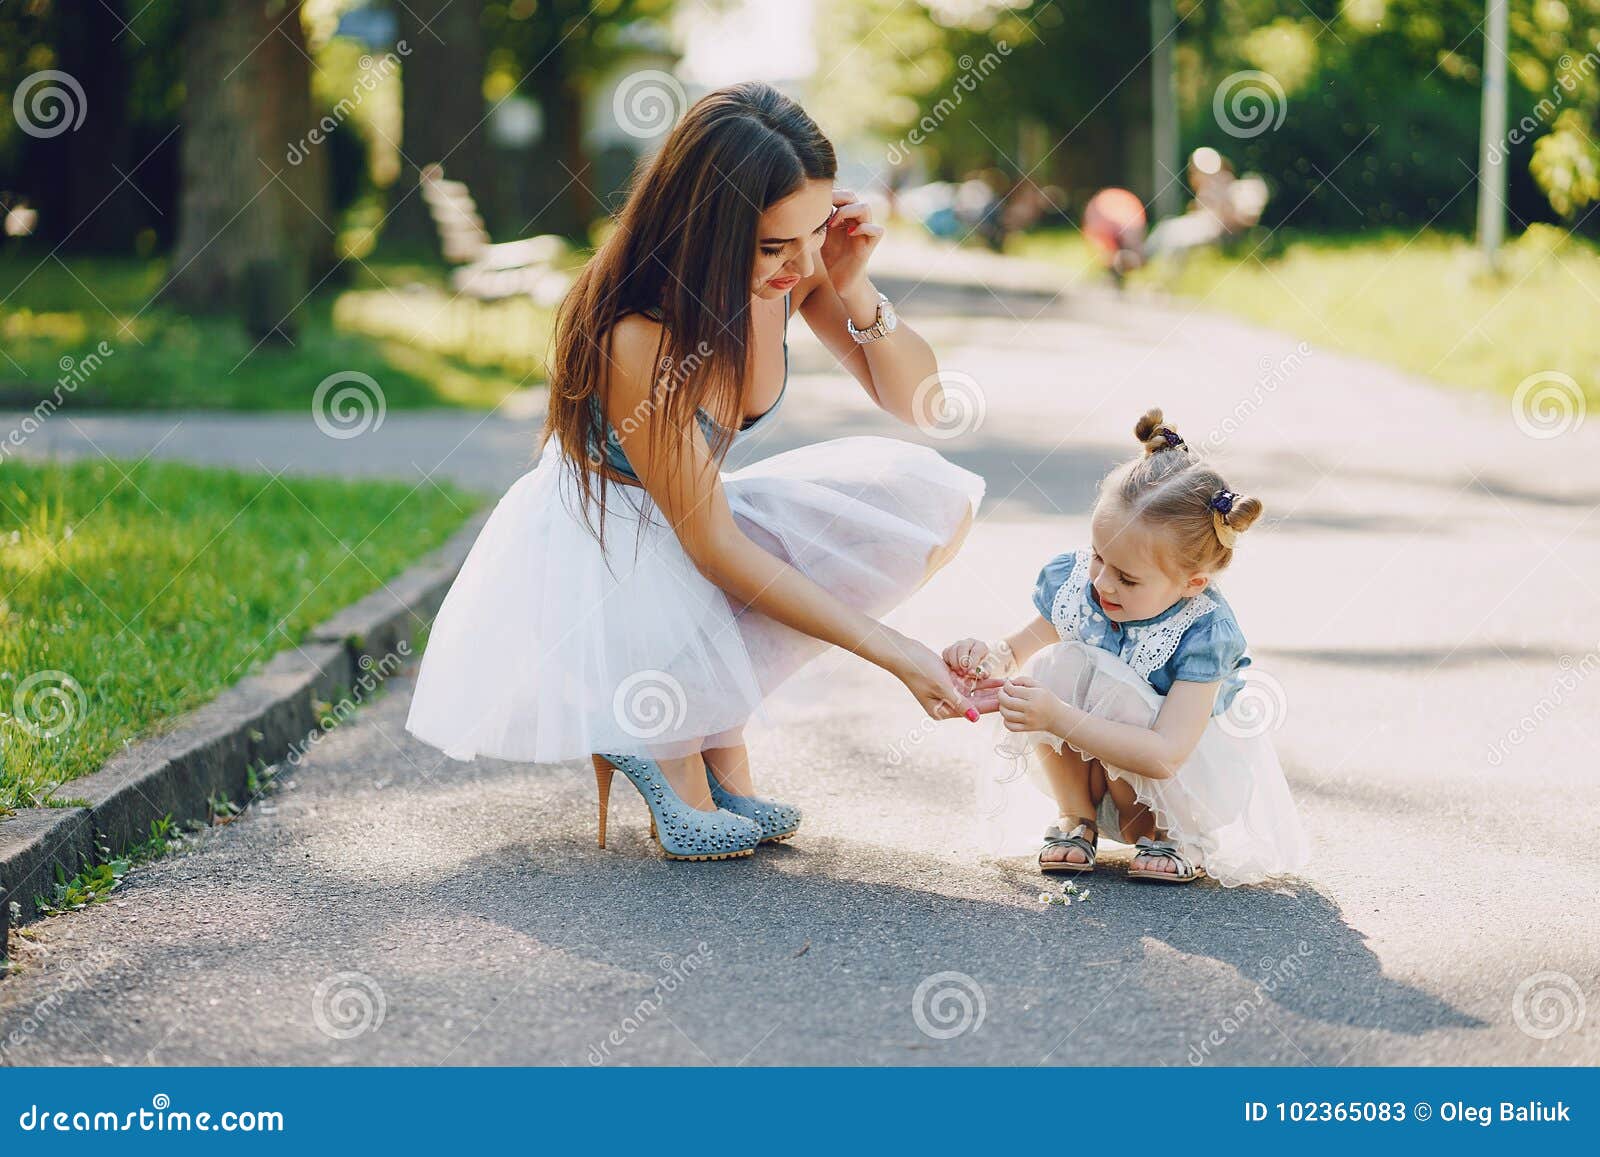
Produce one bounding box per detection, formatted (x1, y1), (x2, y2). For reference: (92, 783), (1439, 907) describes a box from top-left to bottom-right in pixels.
(367, 801), (1486, 1065)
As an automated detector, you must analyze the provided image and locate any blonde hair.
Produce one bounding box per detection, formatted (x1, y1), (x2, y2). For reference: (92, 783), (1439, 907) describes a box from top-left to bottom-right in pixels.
(1097, 408), (1264, 575)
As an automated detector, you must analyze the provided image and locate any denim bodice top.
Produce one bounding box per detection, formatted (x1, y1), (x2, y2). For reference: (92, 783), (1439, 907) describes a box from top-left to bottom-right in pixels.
(585, 296), (790, 486)
(1032, 548), (1252, 715)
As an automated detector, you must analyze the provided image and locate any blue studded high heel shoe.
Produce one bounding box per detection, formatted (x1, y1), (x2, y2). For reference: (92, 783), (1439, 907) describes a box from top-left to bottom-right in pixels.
(707, 780), (801, 843)
(593, 754), (760, 861)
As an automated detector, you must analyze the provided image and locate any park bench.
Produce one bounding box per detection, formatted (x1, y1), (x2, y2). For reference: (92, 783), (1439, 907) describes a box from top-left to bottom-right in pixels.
(420, 163), (572, 305)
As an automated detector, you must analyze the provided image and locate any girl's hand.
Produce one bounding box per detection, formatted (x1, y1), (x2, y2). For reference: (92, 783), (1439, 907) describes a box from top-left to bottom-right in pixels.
(942, 638), (990, 681)
(997, 676), (1073, 735)
(819, 187), (883, 297)
(891, 636), (975, 722)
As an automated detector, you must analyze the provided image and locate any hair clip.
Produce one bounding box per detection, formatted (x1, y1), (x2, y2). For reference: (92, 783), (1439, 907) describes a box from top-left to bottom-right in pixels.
(1210, 488), (1240, 548)
(1160, 428), (1185, 450)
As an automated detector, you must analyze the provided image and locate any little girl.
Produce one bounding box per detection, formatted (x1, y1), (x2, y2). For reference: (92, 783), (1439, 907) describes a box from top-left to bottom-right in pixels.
(945, 409), (1308, 887)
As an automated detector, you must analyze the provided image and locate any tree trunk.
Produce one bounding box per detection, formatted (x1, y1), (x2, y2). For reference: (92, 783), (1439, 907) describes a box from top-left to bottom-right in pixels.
(390, 0), (491, 249)
(166, 0), (330, 332)
(31, 0), (142, 252)
(527, 54), (590, 242)
(264, 2), (335, 280)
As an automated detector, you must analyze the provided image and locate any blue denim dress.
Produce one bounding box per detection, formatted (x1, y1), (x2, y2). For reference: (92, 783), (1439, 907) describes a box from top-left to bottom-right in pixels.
(1031, 548), (1250, 715)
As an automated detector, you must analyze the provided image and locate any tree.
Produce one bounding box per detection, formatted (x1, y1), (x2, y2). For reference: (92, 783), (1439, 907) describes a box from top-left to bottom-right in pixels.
(388, 0), (494, 247)
(814, 1), (1155, 203)
(0, 0), (183, 252)
(484, 0), (676, 241)
(166, 0), (331, 335)
(822, 0), (1600, 233)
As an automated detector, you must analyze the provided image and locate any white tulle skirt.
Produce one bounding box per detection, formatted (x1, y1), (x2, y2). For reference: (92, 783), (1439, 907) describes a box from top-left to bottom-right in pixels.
(985, 641), (1310, 887)
(405, 435), (984, 764)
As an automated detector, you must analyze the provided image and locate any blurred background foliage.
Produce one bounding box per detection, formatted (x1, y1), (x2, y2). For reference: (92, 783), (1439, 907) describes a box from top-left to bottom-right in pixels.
(814, 0), (1600, 233)
(0, 0), (1597, 410)
(5, 1), (1596, 257)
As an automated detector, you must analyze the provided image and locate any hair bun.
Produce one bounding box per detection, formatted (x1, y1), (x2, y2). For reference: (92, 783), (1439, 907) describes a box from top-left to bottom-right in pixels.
(1135, 407), (1185, 455)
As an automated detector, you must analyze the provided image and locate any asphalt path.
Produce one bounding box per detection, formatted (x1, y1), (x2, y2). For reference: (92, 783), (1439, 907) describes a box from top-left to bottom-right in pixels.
(4, 243), (1596, 1065)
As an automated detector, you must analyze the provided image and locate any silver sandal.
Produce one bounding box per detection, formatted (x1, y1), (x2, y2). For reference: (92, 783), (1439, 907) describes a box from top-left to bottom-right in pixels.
(1128, 836), (1204, 883)
(1038, 818), (1098, 875)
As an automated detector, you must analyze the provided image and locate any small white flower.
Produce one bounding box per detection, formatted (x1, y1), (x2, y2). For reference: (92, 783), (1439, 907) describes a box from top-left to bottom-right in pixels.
(1063, 881), (1078, 895)
(1061, 896), (1072, 906)
(1078, 890), (1090, 902)
(1037, 891), (1052, 905)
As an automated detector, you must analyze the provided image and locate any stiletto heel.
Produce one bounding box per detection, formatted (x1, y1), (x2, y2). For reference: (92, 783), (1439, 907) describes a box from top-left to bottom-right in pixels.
(707, 780), (801, 843)
(593, 758), (614, 849)
(593, 753), (760, 861)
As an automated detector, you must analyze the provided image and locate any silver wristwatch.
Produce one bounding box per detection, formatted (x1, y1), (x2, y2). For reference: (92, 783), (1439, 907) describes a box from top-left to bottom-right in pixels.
(846, 292), (898, 344)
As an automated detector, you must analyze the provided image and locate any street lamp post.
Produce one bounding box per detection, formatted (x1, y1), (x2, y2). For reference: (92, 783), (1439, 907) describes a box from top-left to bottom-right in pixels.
(1151, 0), (1181, 222)
(1477, 0), (1509, 271)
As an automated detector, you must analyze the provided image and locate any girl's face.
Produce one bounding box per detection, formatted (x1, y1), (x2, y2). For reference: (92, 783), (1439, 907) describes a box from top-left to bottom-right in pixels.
(1088, 503), (1209, 623)
(751, 178), (836, 298)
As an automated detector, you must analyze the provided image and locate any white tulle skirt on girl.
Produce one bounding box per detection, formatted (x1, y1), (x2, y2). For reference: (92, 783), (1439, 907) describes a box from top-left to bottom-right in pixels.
(985, 641), (1309, 887)
(405, 435), (984, 765)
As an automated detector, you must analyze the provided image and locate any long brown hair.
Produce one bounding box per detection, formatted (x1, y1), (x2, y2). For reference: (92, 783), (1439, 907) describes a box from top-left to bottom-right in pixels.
(543, 81), (837, 540)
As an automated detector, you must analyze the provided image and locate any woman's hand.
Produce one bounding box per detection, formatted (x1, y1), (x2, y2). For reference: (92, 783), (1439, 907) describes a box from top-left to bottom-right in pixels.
(885, 634), (975, 721)
(997, 676), (1074, 735)
(819, 187), (883, 299)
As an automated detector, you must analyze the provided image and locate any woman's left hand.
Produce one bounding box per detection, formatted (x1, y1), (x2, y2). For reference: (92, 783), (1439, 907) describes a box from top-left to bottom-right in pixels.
(820, 187), (883, 297)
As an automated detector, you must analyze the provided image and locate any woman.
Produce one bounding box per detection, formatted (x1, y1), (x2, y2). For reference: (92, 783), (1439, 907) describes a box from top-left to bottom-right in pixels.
(405, 82), (984, 861)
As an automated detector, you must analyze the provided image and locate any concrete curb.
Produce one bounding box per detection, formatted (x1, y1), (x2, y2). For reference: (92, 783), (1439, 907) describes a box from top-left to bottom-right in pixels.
(0, 507), (489, 955)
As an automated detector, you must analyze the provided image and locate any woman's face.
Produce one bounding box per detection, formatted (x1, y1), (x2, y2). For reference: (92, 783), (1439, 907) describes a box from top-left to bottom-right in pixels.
(750, 178), (835, 298)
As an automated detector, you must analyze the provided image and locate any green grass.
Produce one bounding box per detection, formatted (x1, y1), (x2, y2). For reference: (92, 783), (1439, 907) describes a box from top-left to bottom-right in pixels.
(0, 456), (483, 810)
(0, 255), (556, 410)
(1014, 223), (1600, 403)
(1003, 227), (1103, 279)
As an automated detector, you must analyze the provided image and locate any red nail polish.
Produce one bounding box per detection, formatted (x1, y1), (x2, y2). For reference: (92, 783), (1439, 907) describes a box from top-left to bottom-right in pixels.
(965, 707), (980, 723)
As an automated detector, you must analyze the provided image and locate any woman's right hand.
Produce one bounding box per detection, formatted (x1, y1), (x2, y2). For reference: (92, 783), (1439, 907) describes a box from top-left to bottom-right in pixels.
(889, 634), (975, 721)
